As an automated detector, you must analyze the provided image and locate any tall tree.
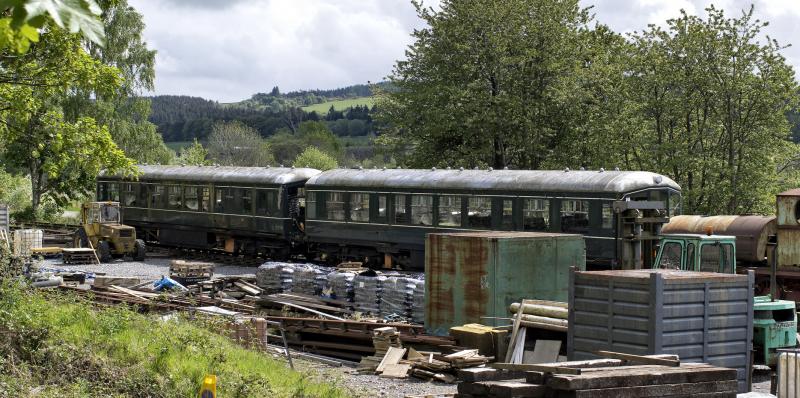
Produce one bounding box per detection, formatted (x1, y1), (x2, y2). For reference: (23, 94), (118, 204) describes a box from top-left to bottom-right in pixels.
(207, 121), (274, 166)
(620, 7), (798, 214)
(65, 0), (172, 164)
(376, 0), (609, 169)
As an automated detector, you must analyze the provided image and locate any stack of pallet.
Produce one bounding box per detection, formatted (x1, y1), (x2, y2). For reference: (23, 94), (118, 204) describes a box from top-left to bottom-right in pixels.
(255, 262), (295, 293)
(456, 355), (739, 398)
(326, 271), (356, 303)
(358, 326), (403, 371)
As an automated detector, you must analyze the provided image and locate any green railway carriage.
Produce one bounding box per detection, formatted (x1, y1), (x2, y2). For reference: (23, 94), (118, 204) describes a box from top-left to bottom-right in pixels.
(97, 165), (321, 257)
(303, 168), (681, 269)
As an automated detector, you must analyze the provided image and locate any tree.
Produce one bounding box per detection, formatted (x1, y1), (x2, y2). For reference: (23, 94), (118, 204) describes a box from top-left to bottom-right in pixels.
(376, 0), (607, 169)
(267, 121), (341, 165)
(64, 0), (172, 165)
(618, 7), (799, 214)
(175, 139), (210, 166)
(206, 121), (274, 166)
(0, 26), (135, 212)
(0, 0), (106, 54)
(293, 147), (338, 171)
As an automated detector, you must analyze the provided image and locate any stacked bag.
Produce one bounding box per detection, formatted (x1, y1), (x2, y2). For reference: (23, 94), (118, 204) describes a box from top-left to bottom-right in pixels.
(255, 262), (295, 293)
(408, 277), (425, 324)
(292, 265), (330, 296)
(380, 275), (411, 319)
(353, 274), (386, 315)
(326, 271), (356, 303)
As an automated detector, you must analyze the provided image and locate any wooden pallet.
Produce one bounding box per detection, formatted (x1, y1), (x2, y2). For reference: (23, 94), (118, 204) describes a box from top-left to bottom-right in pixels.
(62, 248), (97, 264)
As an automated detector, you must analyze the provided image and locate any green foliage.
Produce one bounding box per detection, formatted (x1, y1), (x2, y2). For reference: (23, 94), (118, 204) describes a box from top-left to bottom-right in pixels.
(175, 139), (211, 166)
(0, 0), (105, 52)
(0, 169), (30, 213)
(0, 283), (350, 397)
(268, 121), (342, 165)
(379, 1), (799, 215)
(207, 121), (274, 166)
(293, 147), (338, 171)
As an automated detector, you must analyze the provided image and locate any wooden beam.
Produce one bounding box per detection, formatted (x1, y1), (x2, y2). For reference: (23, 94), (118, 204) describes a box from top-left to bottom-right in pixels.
(593, 350), (680, 367)
(490, 363), (581, 375)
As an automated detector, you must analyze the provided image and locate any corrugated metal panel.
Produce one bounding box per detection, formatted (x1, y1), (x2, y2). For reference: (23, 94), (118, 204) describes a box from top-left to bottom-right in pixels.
(425, 232), (585, 336)
(777, 191), (800, 268)
(777, 349), (800, 398)
(568, 269), (753, 393)
(0, 204), (8, 233)
(101, 165), (322, 185)
(306, 169), (681, 194)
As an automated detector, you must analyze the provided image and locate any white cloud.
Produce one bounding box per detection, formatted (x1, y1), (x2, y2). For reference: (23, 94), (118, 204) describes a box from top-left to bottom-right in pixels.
(129, 0), (799, 102)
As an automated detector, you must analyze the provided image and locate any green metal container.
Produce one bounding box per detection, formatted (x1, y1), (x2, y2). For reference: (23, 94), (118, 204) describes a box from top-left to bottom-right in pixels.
(753, 296), (797, 365)
(424, 231), (585, 335)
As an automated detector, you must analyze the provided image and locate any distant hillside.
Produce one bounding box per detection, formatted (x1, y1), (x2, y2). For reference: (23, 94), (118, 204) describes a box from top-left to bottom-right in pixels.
(148, 83), (387, 142)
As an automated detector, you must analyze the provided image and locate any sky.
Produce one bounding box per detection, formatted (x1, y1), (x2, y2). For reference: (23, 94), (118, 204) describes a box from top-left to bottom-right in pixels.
(128, 0), (800, 103)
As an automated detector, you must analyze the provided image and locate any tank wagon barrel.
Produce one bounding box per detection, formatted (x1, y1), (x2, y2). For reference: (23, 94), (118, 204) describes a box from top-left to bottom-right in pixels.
(661, 215), (776, 264)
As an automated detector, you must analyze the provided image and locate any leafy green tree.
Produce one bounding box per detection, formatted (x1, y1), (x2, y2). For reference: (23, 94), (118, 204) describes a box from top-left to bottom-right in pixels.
(0, 0), (106, 53)
(175, 139), (210, 166)
(619, 6), (798, 214)
(293, 147), (338, 171)
(207, 121), (274, 166)
(268, 121), (341, 165)
(0, 26), (135, 212)
(64, 0), (172, 164)
(376, 0), (609, 169)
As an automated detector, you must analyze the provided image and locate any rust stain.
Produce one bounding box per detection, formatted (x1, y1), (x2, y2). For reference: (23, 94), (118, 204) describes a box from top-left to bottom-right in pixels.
(427, 233), (489, 328)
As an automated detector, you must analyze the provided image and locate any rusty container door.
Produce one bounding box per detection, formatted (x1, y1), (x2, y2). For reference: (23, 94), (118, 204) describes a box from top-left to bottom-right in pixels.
(777, 189), (800, 268)
(425, 231), (585, 335)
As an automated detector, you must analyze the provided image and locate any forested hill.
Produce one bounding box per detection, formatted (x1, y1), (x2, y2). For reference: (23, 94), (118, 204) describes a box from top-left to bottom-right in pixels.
(148, 83), (387, 142)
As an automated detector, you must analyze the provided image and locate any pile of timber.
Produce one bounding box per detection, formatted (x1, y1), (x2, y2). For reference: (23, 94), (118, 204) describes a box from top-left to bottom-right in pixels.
(456, 353), (739, 398)
(508, 300), (567, 333)
(195, 275), (262, 300)
(257, 292), (353, 319)
(360, 330), (490, 382)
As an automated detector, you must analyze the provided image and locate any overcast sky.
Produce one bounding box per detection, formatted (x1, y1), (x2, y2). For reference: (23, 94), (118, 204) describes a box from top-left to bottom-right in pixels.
(128, 0), (800, 103)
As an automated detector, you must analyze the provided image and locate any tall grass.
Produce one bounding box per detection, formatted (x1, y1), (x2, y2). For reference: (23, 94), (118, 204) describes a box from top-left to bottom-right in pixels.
(0, 283), (350, 397)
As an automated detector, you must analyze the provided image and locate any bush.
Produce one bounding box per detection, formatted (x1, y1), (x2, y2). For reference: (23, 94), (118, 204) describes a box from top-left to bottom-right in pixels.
(293, 147), (338, 171)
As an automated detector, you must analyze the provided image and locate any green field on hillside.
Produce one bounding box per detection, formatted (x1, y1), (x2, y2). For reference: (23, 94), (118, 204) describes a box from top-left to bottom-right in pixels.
(302, 97), (374, 113)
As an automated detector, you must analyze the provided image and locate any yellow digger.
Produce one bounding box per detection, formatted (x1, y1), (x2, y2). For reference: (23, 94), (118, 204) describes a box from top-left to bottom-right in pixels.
(73, 202), (145, 263)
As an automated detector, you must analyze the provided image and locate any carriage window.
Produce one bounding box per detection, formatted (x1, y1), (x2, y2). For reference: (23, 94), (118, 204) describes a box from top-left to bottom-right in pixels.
(123, 183), (137, 207)
(167, 185), (182, 210)
(327, 192), (345, 221)
(602, 203), (613, 229)
(395, 195), (408, 224)
(214, 188), (227, 213)
(377, 195), (387, 220)
(502, 199), (514, 230)
(108, 183), (120, 202)
(411, 195), (433, 226)
(97, 182), (107, 200)
(256, 189), (278, 217)
(523, 198), (549, 231)
(439, 195), (462, 227)
(151, 185), (164, 209)
(138, 185), (150, 208)
(201, 187), (210, 212)
(239, 188), (252, 215)
(561, 200), (589, 233)
(722, 243), (734, 273)
(669, 192), (682, 216)
(184, 186), (199, 211)
(350, 193), (369, 222)
(306, 192), (317, 219)
(468, 197), (492, 228)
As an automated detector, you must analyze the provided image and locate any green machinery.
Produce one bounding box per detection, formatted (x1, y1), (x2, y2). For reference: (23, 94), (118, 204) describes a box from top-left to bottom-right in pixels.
(653, 233), (798, 365)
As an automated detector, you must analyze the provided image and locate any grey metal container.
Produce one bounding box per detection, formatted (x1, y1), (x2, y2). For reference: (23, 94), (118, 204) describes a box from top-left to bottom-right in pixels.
(568, 269), (754, 393)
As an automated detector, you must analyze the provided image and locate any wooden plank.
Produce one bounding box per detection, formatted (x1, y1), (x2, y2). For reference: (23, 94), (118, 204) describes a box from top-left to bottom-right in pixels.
(491, 363), (581, 375)
(108, 285), (158, 300)
(527, 339), (561, 364)
(504, 299), (531, 362)
(593, 350), (680, 367)
(376, 347), (407, 373)
(569, 380), (739, 398)
(485, 381), (547, 398)
(546, 365), (737, 391)
(264, 299), (346, 321)
(379, 363), (411, 378)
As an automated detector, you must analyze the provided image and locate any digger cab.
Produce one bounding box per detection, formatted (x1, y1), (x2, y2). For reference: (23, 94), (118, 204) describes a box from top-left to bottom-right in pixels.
(75, 201), (145, 262)
(82, 201), (121, 225)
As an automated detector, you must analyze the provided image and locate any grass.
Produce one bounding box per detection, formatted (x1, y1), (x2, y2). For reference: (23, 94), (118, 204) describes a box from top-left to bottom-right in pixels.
(0, 283), (350, 398)
(301, 97), (375, 114)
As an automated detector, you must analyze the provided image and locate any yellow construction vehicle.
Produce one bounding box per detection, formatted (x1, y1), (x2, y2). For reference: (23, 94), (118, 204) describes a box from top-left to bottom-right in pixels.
(73, 201), (145, 263)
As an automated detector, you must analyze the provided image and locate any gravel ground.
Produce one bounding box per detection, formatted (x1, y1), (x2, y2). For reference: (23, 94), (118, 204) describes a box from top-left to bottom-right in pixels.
(38, 251), (258, 281)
